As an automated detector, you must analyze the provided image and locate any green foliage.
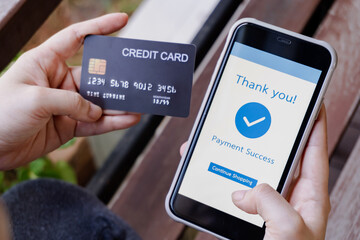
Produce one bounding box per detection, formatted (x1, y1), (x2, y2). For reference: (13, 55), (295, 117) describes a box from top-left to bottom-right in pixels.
(103, 0), (143, 16)
(0, 139), (77, 194)
(117, 0), (143, 14)
(59, 138), (76, 149)
(0, 157), (77, 194)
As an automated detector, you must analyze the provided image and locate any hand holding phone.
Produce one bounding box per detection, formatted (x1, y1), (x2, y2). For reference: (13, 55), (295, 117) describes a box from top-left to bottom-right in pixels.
(167, 18), (336, 239)
(231, 106), (330, 240)
(177, 107), (330, 240)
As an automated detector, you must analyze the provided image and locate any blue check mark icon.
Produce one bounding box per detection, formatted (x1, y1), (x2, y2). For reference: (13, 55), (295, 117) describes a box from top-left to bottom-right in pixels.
(235, 102), (271, 138)
(243, 116), (266, 127)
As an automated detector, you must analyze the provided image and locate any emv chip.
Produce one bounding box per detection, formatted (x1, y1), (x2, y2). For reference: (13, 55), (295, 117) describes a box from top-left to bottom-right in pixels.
(88, 58), (106, 75)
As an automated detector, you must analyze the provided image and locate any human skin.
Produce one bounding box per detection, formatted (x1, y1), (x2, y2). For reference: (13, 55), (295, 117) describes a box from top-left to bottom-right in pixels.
(180, 106), (330, 240)
(0, 13), (140, 170)
(0, 200), (10, 240)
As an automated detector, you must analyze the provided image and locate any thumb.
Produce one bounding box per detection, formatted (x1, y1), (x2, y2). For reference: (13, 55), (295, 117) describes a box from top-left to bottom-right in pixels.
(39, 88), (102, 122)
(232, 184), (305, 235)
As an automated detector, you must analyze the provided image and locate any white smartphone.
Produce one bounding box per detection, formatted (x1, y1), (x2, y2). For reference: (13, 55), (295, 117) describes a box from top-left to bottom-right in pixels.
(166, 18), (336, 239)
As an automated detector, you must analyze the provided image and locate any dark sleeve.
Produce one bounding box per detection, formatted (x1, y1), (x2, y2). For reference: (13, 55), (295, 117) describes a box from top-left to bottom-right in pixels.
(2, 178), (141, 240)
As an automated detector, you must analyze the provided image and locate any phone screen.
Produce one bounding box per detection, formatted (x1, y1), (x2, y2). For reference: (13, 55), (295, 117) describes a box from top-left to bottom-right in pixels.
(177, 27), (323, 227)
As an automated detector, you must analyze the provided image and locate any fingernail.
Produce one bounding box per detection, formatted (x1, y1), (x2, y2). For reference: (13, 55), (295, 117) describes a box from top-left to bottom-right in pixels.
(232, 190), (246, 202)
(89, 103), (102, 120)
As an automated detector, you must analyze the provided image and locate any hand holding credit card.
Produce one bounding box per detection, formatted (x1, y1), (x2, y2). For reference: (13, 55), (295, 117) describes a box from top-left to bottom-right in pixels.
(80, 35), (196, 117)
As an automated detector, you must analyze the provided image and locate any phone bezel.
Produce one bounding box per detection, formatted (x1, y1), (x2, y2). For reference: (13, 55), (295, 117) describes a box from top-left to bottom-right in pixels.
(166, 18), (336, 240)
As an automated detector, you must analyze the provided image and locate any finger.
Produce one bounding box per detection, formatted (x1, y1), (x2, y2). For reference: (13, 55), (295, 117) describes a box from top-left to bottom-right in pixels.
(40, 13), (128, 59)
(299, 105), (329, 192)
(290, 105), (330, 228)
(39, 87), (102, 122)
(180, 142), (188, 156)
(232, 184), (306, 235)
(69, 66), (81, 90)
(103, 110), (135, 115)
(307, 105), (327, 148)
(0, 201), (11, 240)
(75, 114), (141, 136)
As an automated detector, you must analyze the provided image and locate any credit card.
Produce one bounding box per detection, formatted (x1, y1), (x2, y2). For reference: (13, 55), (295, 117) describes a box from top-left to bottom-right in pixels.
(80, 35), (196, 117)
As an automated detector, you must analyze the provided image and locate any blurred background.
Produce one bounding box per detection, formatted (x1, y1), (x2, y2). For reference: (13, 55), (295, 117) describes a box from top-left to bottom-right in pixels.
(23, 0), (142, 65)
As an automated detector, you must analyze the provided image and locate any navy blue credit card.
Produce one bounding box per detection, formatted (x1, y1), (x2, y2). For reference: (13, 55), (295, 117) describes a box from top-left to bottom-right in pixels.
(79, 35), (196, 117)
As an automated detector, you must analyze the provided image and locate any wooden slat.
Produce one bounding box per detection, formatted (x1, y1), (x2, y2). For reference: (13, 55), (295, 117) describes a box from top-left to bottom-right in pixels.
(0, 0), (61, 71)
(119, 0), (220, 43)
(318, 1), (360, 238)
(315, 0), (360, 154)
(326, 137), (360, 240)
(0, 0), (25, 29)
(238, 0), (321, 32)
(109, 0), (323, 239)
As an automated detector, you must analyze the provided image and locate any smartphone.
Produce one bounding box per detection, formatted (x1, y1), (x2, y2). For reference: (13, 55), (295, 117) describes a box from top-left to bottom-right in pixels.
(166, 18), (336, 239)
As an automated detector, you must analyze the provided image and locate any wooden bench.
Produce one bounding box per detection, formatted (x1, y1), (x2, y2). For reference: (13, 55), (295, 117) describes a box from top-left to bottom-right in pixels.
(105, 0), (360, 239)
(318, 0), (360, 239)
(0, 0), (61, 71)
(1, 0), (359, 239)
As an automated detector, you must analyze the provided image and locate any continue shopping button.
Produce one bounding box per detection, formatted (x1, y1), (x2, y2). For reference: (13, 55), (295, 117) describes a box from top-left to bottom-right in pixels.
(208, 162), (257, 188)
